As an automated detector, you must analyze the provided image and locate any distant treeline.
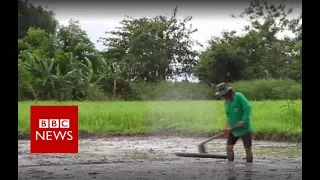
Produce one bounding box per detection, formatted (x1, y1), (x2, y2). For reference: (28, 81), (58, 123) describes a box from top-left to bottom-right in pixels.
(18, 0), (301, 101)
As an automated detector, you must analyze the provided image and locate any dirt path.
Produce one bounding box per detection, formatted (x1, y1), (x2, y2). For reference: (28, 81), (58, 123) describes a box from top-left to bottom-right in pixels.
(18, 137), (302, 180)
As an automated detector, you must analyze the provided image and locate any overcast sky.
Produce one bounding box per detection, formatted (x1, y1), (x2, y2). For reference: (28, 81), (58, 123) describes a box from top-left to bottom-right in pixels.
(31, 1), (302, 52)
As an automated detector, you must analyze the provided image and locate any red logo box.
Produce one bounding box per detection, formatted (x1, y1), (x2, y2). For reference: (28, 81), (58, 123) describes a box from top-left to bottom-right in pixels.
(30, 105), (78, 154)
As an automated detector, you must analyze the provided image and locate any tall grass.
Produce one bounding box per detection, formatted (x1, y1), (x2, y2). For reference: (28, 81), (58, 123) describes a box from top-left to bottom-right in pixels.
(131, 79), (301, 101)
(18, 100), (302, 141)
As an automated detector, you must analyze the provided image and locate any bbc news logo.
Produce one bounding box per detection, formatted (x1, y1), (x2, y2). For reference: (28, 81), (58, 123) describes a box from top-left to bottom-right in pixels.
(36, 119), (73, 141)
(30, 106), (78, 154)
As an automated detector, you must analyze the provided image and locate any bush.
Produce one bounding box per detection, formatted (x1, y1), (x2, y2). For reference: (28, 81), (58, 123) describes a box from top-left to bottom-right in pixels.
(230, 79), (301, 100)
(131, 79), (301, 101)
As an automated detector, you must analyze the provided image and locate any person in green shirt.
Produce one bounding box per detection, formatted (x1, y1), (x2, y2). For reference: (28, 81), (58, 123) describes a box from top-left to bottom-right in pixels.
(214, 83), (253, 163)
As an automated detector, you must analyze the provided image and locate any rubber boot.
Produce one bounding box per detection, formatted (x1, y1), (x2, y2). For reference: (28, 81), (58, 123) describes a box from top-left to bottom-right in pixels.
(227, 150), (234, 162)
(245, 149), (253, 163)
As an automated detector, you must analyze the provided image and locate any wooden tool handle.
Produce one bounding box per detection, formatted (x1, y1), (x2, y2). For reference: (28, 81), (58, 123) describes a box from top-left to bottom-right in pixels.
(199, 126), (239, 145)
(199, 133), (224, 145)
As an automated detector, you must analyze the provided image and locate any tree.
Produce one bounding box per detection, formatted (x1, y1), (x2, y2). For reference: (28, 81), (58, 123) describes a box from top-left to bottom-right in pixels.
(234, 0), (302, 80)
(55, 20), (104, 73)
(194, 31), (247, 84)
(18, 0), (57, 39)
(18, 27), (55, 59)
(100, 7), (201, 83)
(194, 0), (302, 83)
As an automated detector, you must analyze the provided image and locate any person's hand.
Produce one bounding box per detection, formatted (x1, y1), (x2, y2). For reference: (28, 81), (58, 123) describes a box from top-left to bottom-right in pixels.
(222, 128), (230, 136)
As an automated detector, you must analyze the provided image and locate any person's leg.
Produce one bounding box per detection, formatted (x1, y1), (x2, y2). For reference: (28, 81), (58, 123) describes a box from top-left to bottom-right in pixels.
(241, 132), (253, 163)
(226, 132), (239, 162)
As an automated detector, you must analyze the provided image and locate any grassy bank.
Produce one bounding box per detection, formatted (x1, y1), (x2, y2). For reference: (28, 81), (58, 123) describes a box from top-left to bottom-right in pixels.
(18, 100), (302, 141)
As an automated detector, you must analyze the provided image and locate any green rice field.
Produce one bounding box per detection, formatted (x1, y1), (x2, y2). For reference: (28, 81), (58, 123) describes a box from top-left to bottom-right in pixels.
(18, 100), (302, 141)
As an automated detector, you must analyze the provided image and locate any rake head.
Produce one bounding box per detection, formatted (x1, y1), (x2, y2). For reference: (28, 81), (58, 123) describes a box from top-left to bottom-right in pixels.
(198, 144), (206, 153)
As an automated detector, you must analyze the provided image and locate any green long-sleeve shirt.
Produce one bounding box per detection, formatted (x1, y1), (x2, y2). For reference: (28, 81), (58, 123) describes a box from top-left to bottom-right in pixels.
(225, 92), (252, 137)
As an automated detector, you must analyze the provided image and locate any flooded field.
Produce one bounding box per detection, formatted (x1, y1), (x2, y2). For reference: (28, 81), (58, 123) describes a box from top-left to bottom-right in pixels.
(18, 136), (302, 180)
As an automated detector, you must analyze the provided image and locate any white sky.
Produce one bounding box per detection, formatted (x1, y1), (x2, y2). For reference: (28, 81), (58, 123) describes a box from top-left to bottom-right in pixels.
(31, 1), (302, 52)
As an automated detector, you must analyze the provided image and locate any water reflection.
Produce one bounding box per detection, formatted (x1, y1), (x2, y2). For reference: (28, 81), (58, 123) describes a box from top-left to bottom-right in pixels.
(226, 162), (253, 180)
(227, 162), (237, 180)
(243, 163), (253, 180)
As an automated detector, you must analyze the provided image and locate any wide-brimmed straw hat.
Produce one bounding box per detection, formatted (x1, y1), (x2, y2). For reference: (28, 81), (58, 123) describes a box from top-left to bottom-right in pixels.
(214, 83), (232, 96)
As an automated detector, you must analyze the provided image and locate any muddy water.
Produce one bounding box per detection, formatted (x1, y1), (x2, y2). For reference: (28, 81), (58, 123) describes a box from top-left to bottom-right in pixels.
(18, 137), (302, 180)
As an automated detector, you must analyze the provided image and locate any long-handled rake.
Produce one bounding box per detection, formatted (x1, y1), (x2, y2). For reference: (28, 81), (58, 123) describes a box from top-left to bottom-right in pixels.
(198, 126), (239, 154)
(175, 126), (239, 159)
(197, 132), (224, 153)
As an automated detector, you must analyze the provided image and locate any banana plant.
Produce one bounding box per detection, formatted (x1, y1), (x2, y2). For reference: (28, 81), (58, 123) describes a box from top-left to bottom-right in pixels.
(74, 57), (107, 85)
(97, 57), (128, 99)
(48, 63), (76, 100)
(22, 53), (55, 87)
(64, 54), (107, 99)
(21, 53), (56, 99)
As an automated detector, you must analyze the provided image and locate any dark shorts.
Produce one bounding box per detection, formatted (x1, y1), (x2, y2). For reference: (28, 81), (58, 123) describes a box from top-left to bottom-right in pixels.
(227, 132), (252, 148)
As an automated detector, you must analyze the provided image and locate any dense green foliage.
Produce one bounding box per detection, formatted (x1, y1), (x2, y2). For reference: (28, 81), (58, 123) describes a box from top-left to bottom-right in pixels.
(18, 0), (57, 39)
(18, 0), (302, 101)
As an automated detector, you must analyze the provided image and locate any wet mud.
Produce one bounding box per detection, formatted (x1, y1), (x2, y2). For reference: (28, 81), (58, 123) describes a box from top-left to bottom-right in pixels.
(18, 137), (302, 180)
